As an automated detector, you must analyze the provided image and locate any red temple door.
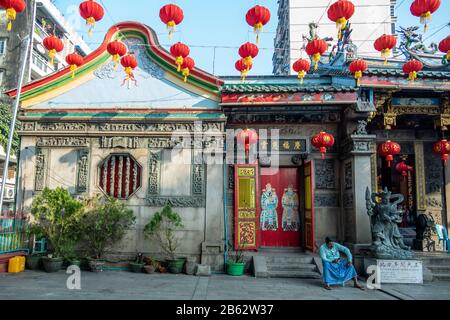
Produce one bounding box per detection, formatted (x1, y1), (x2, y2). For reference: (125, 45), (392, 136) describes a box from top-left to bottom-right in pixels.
(304, 161), (315, 252)
(260, 167), (301, 247)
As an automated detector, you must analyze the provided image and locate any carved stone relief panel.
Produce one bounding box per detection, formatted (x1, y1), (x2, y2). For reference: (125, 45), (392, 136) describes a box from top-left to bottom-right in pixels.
(36, 137), (89, 147)
(344, 161), (353, 190)
(424, 142), (444, 223)
(100, 137), (142, 149)
(34, 148), (48, 191)
(315, 160), (335, 190)
(314, 193), (339, 207)
(76, 149), (90, 194)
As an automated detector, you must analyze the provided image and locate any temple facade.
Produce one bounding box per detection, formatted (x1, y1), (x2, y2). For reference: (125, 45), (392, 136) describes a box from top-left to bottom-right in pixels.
(5, 22), (450, 271)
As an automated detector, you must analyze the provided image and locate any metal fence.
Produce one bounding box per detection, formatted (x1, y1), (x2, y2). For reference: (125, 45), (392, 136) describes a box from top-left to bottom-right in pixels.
(0, 211), (28, 254)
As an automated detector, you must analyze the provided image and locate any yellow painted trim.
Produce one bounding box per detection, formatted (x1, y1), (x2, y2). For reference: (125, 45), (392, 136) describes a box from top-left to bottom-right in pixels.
(165, 72), (221, 103)
(21, 71), (96, 108)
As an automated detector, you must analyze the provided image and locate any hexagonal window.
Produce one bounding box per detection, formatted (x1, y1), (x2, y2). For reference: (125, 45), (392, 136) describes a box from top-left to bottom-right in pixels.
(98, 154), (142, 200)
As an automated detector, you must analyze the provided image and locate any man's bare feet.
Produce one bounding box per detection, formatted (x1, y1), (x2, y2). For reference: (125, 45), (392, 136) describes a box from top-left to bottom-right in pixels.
(324, 285), (332, 290)
(354, 283), (365, 290)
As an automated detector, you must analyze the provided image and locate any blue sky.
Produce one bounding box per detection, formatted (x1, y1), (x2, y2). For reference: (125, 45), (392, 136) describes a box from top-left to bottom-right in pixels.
(53, 0), (450, 76)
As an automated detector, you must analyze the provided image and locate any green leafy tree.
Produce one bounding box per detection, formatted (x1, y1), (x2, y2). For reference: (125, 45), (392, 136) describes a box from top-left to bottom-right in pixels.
(144, 205), (184, 260)
(0, 103), (20, 154)
(79, 194), (136, 260)
(30, 187), (84, 258)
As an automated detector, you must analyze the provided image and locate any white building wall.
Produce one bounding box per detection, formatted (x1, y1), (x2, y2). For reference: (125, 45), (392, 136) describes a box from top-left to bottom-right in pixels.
(275, 0), (395, 75)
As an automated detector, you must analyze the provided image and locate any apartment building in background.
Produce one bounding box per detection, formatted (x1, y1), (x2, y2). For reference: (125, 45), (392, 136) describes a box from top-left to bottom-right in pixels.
(273, 0), (396, 75)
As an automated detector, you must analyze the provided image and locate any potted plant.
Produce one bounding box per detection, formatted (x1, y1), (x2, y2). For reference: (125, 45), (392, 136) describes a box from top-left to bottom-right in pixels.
(226, 248), (246, 276)
(26, 253), (43, 270)
(30, 187), (83, 273)
(143, 205), (185, 274)
(78, 194), (135, 272)
(129, 253), (145, 273)
(144, 259), (157, 274)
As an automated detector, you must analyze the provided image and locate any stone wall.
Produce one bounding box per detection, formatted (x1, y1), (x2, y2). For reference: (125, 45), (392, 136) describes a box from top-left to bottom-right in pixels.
(17, 131), (226, 270)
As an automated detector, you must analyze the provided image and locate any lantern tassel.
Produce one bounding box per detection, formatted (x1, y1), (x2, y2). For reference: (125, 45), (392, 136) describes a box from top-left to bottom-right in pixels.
(70, 65), (77, 78)
(6, 8), (16, 32)
(112, 54), (120, 71)
(167, 21), (176, 39)
(48, 49), (56, 65)
(355, 71), (362, 86)
(254, 22), (263, 44)
(312, 53), (321, 71)
(336, 17), (347, 40)
(86, 17), (96, 37)
(176, 56), (183, 72)
(182, 68), (190, 82)
(298, 70), (306, 85)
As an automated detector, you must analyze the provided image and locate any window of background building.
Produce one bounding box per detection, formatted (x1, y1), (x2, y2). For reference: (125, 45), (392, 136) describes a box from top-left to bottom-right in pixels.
(0, 69), (4, 86)
(0, 38), (7, 55)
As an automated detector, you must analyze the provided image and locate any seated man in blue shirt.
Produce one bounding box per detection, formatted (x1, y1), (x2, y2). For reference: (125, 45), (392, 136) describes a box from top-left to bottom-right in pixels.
(319, 237), (364, 290)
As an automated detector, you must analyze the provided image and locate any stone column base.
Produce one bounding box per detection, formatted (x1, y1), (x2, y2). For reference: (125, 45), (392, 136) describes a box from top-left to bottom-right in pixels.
(201, 242), (225, 272)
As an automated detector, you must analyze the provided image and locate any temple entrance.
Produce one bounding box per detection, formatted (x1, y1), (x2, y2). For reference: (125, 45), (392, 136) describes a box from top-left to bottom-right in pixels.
(260, 167), (301, 247)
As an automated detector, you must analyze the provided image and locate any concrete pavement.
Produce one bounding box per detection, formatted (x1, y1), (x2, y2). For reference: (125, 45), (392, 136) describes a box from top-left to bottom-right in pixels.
(0, 271), (448, 300)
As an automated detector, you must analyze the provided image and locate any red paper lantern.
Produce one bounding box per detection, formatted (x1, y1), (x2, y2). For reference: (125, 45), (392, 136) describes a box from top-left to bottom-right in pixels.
(306, 39), (327, 71)
(433, 139), (450, 165)
(43, 35), (64, 65)
(170, 42), (190, 72)
(238, 42), (259, 68)
(348, 59), (368, 86)
(379, 140), (401, 167)
(246, 5), (271, 43)
(181, 57), (195, 83)
(403, 59), (423, 81)
(374, 34), (397, 65)
(159, 4), (184, 38)
(438, 36), (450, 61)
(311, 132), (335, 159)
(292, 58), (310, 85)
(410, 0), (441, 32)
(79, 0), (104, 36)
(120, 54), (138, 86)
(0, 0), (26, 32)
(327, 0), (355, 39)
(65, 53), (84, 78)
(235, 59), (252, 82)
(107, 41), (127, 70)
(236, 129), (258, 157)
(395, 162), (413, 180)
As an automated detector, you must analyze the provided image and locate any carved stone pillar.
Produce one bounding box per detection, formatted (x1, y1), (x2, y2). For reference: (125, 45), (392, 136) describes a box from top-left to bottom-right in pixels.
(414, 142), (426, 213)
(340, 134), (377, 250)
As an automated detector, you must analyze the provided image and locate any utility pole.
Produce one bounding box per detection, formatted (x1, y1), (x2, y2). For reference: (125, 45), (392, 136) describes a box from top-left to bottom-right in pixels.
(0, 0), (35, 211)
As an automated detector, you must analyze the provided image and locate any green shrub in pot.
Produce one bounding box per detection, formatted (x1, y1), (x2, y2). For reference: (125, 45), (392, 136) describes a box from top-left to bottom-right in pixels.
(143, 205), (185, 274)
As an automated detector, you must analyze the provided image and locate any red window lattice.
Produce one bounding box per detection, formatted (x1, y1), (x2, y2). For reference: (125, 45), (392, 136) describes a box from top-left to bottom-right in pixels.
(98, 154), (142, 199)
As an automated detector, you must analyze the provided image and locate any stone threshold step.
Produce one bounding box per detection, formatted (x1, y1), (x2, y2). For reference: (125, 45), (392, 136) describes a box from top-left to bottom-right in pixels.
(266, 264), (317, 272)
(432, 273), (450, 280)
(267, 271), (322, 279)
(427, 265), (450, 272)
(265, 257), (314, 264)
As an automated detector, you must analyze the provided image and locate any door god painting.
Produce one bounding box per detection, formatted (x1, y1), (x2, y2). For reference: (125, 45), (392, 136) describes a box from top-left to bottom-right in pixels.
(260, 183), (279, 231)
(282, 185), (300, 232)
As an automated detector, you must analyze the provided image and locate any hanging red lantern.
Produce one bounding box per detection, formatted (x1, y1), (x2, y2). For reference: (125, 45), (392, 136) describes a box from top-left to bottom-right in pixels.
(65, 53), (84, 78)
(311, 132), (335, 159)
(438, 36), (450, 61)
(43, 35), (64, 65)
(379, 140), (401, 168)
(79, 0), (104, 36)
(238, 42), (259, 68)
(180, 57), (195, 83)
(306, 39), (327, 71)
(235, 59), (252, 82)
(348, 59), (368, 86)
(107, 41), (127, 70)
(433, 139), (450, 165)
(246, 5), (271, 43)
(395, 162), (413, 180)
(410, 0), (441, 33)
(403, 59), (423, 81)
(292, 58), (310, 85)
(159, 4), (184, 38)
(0, 0), (26, 32)
(236, 129), (258, 157)
(327, 0), (355, 39)
(170, 42), (190, 72)
(374, 34), (397, 65)
(120, 54), (138, 87)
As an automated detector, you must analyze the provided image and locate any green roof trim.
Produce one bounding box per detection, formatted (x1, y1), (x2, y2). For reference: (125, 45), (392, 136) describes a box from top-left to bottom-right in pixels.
(221, 84), (357, 93)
